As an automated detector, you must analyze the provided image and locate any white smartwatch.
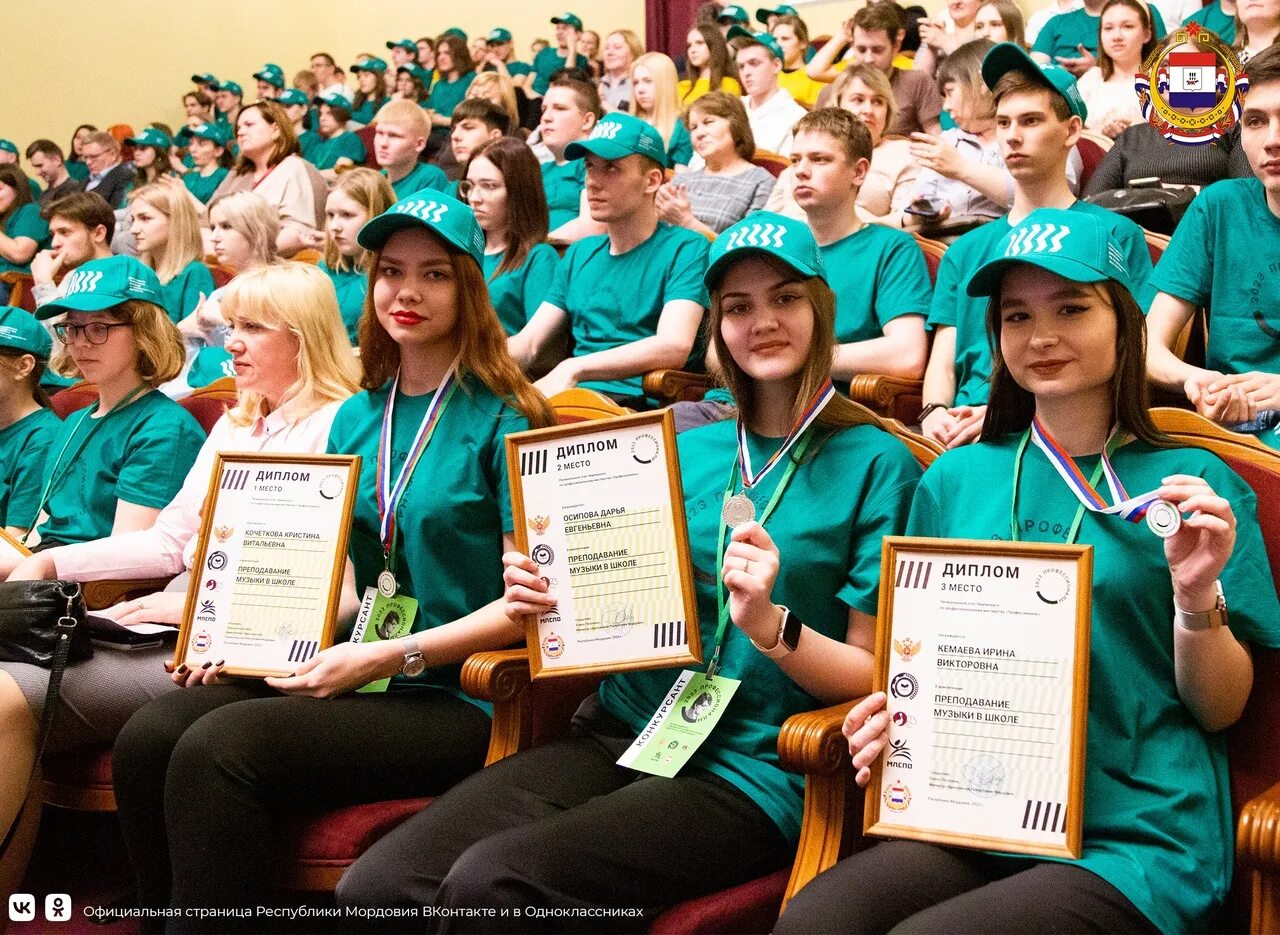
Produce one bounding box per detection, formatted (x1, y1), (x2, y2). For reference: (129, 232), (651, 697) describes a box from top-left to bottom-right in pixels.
(751, 605), (802, 658)
(1175, 580), (1228, 632)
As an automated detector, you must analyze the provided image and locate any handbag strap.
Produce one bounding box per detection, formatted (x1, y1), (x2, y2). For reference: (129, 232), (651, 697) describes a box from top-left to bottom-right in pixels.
(0, 583), (81, 856)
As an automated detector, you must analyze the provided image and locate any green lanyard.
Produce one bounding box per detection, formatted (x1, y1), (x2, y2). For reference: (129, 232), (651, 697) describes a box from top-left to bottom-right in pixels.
(709, 432), (812, 678)
(1009, 427), (1117, 545)
(24, 385), (150, 542)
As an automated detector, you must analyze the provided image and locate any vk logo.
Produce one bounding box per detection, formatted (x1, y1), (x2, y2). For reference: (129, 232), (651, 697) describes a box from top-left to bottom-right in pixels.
(1003, 223), (1070, 258)
(394, 199), (450, 224)
(63, 270), (104, 295)
(8, 894), (34, 922)
(724, 222), (787, 251)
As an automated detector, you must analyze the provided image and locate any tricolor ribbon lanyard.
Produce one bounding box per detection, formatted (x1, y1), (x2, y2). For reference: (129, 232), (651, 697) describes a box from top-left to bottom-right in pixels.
(374, 360), (460, 597)
(1010, 418), (1167, 545)
(23, 384), (150, 545)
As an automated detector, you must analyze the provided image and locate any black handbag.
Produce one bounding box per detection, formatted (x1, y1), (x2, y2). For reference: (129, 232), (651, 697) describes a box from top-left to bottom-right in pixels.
(1083, 185), (1197, 236)
(0, 580), (90, 854)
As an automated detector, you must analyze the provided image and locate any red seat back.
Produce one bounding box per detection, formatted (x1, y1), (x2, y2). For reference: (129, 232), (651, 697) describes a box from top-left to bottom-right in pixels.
(1075, 137), (1107, 191)
(357, 125), (378, 167)
(50, 382), (98, 418)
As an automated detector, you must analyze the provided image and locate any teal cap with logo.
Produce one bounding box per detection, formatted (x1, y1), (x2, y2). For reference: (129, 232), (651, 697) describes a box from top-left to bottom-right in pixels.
(253, 63), (286, 89)
(357, 192), (486, 269)
(220, 80), (243, 97)
(443, 26), (469, 40)
(718, 4), (751, 23)
(126, 128), (172, 150)
(387, 38), (417, 53)
(755, 4), (798, 23)
(565, 112), (668, 167)
(747, 31), (785, 60)
(967, 208), (1136, 298)
(981, 42), (1088, 123)
(0, 140), (16, 156)
(275, 88), (309, 108)
(36, 256), (166, 321)
(0, 306), (53, 358)
(177, 122), (232, 146)
(397, 63), (432, 82)
(318, 89), (354, 108)
(550, 12), (583, 30)
(351, 57), (388, 74)
(488, 27), (513, 43)
(704, 211), (826, 291)
(190, 72), (220, 88)
(726, 24), (753, 40)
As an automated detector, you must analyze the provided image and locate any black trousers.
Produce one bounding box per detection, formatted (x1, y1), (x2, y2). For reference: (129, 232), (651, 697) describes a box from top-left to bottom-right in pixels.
(774, 840), (1160, 934)
(336, 696), (791, 934)
(111, 681), (491, 933)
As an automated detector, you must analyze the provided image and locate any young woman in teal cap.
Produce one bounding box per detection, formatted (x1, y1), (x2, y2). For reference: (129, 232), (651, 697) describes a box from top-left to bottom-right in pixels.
(180, 122), (232, 204)
(109, 192), (556, 923)
(125, 128), (175, 190)
(776, 208), (1280, 934)
(311, 94), (368, 176)
(128, 180), (217, 322)
(351, 58), (391, 125)
(0, 307), (60, 541)
(336, 210), (922, 925)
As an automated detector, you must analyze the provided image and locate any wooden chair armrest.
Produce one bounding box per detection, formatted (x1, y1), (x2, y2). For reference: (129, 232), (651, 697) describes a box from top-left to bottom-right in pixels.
(1238, 778), (1280, 933)
(642, 369), (717, 405)
(846, 375), (924, 424)
(460, 649), (533, 766)
(82, 577), (177, 611)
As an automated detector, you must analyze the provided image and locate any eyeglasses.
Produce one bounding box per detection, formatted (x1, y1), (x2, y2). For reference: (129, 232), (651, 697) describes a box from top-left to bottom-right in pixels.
(456, 179), (503, 202)
(53, 321), (132, 345)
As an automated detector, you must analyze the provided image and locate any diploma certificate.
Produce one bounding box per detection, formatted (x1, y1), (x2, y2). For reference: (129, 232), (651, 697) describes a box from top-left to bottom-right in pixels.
(864, 537), (1092, 859)
(506, 410), (701, 678)
(173, 453), (360, 677)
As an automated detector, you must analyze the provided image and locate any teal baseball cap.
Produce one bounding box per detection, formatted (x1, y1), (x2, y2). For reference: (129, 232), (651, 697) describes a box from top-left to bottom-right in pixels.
(219, 80), (243, 97)
(981, 42), (1088, 123)
(550, 12), (583, 30)
(387, 38), (417, 53)
(318, 89), (354, 109)
(704, 211), (826, 290)
(718, 4), (750, 23)
(126, 128), (171, 150)
(254, 63), (286, 88)
(357, 192), (486, 269)
(397, 64), (432, 83)
(488, 27), (513, 43)
(36, 256), (166, 320)
(565, 113), (668, 167)
(0, 140), (16, 156)
(191, 72), (220, 88)
(177, 122), (232, 146)
(275, 88), (309, 108)
(0, 307), (53, 358)
(746, 31), (784, 60)
(443, 26), (468, 40)
(726, 24), (753, 41)
(351, 57), (388, 74)
(967, 208), (1136, 298)
(756, 4), (798, 22)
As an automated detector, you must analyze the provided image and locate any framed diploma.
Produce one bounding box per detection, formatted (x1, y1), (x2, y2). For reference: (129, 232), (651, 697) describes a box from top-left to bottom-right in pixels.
(173, 453), (361, 678)
(0, 527), (31, 562)
(864, 537), (1092, 860)
(506, 410), (701, 679)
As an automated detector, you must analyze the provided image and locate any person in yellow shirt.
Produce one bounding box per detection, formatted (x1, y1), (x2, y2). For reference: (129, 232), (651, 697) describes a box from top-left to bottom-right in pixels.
(678, 23), (742, 107)
(772, 15), (824, 107)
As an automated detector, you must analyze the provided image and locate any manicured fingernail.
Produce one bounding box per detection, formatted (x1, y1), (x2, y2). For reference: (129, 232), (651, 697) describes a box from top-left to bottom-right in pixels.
(201, 661), (213, 670)
(177, 664), (189, 674)
(163, 661), (175, 673)
(215, 660), (225, 667)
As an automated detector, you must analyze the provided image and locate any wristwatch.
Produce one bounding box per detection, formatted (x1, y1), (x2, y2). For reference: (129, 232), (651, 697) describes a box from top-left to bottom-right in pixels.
(752, 605), (803, 658)
(400, 636), (426, 677)
(1175, 580), (1228, 631)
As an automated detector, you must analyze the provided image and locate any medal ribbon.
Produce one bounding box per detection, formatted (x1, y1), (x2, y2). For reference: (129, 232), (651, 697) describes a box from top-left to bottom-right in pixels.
(376, 359), (460, 574)
(734, 380), (835, 492)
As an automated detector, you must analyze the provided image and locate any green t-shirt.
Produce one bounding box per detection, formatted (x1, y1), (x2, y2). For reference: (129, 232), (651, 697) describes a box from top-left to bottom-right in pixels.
(0, 407), (61, 530)
(427, 73), (477, 118)
(0, 203), (50, 275)
(325, 374), (529, 696)
(599, 418), (922, 841)
(36, 390), (204, 545)
(928, 202), (1153, 407)
(483, 242), (561, 335)
(822, 223), (931, 348)
(309, 131), (367, 171)
(541, 159), (586, 230)
(187, 347), (235, 389)
(1184, 0), (1236, 43)
(908, 435), (1280, 933)
(183, 167), (229, 204)
(66, 161), (89, 181)
(161, 259), (217, 323)
(531, 47), (591, 95)
(667, 120), (694, 168)
(1032, 5), (1167, 58)
(385, 162), (449, 199)
(319, 260), (368, 344)
(352, 96), (390, 126)
(507, 61), (533, 77)
(298, 130), (323, 164)
(543, 223), (711, 397)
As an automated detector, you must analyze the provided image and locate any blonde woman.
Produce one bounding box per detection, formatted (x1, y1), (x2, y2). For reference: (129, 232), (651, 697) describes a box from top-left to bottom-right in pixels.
(631, 52), (694, 170)
(599, 28), (644, 111)
(317, 168), (396, 342)
(466, 72), (522, 135)
(129, 180), (216, 322)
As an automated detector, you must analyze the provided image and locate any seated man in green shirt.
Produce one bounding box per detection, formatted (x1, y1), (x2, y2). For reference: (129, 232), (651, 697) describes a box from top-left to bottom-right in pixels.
(1145, 45), (1280, 449)
(921, 43), (1153, 448)
(530, 12), (591, 97)
(509, 113), (709, 407)
(373, 100), (449, 199)
(539, 75), (607, 243)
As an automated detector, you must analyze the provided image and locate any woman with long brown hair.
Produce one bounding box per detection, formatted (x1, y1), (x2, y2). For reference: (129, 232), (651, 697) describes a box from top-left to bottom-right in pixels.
(109, 192), (554, 923)
(679, 23), (742, 105)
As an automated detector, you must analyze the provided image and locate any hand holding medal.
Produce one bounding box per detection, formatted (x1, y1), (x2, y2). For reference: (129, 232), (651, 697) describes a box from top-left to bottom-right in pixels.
(1152, 474), (1237, 602)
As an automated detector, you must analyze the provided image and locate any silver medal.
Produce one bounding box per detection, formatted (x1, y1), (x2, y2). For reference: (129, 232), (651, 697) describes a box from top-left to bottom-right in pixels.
(377, 569), (399, 598)
(1145, 499), (1182, 539)
(721, 493), (756, 528)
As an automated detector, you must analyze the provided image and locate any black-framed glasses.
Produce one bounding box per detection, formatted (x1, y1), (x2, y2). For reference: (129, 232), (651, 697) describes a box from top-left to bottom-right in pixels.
(53, 321), (132, 346)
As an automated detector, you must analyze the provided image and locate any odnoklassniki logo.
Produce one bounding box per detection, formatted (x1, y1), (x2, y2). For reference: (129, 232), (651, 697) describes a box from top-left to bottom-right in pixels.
(1135, 25), (1248, 145)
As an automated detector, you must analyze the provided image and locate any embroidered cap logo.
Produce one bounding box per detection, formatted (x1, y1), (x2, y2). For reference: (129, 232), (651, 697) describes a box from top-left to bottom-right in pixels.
(724, 222), (788, 252)
(64, 270), (104, 295)
(1002, 223), (1070, 258)
(394, 199), (450, 224)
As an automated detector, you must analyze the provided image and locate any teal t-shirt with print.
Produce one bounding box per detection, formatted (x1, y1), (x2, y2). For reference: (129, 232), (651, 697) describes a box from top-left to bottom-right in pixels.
(0, 407), (61, 531)
(325, 374), (529, 698)
(187, 347), (235, 389)
(541, 158), (586, 230)
(183, 167), (229, 204)
(599, 418), (921, 841)
(483, 242), (561, 335)
(1033, 5), (1166, 58)
(385, 162), (449, 199)
(531, 48), (591, 95)
(36, 390), (204, 545)
(543, 223), (711, 397)
(0, 203), (50, 275)
(928, 201), (1154, 407)
(309, 132), (367, 170)
(319, 260), (368, 344)
(427, 73), (476, 118)
(667, 120), (694, 168)
(352, 96), (391, 126)
(1184, 0), (1236, 42)
(822, 223), (931, 350)
(161, 259), (217, 323)
(908, 435), (1280, 934)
